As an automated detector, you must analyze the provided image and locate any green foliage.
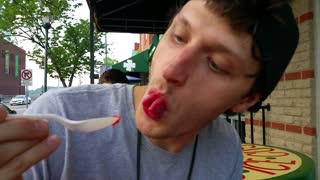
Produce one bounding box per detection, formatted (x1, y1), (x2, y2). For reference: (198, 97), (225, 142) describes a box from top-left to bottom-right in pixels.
(104, 57), (118, 67)
(0, 0), (105, 87)
(29, 19), (104, 87)
(0, 0), (75, 44)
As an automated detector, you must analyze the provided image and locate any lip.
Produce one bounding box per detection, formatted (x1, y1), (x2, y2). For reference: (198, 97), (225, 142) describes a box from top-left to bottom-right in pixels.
(148, 89), (160, 96)
(142, 89), (168, 119)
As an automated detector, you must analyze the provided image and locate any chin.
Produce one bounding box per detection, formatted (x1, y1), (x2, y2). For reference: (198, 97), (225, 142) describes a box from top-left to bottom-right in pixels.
(135, 115), (166, 137)
(135, 109), (152, 130)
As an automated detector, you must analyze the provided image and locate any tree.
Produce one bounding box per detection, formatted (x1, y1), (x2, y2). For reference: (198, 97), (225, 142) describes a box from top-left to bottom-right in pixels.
(30, 19), (104, 87)
(0, 0), (105, 87)
(0, 0), (76, 45)
(104, 57), (118, 67)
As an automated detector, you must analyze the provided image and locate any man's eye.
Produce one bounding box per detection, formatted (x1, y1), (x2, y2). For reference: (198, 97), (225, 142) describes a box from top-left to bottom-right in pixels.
(173, 34), (184, 44)
(207, 58), (226, 74)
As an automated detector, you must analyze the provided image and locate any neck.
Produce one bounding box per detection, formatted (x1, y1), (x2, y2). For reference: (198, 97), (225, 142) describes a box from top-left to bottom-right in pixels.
(149, 132), (199, 153)
(136, 130), (198, 180)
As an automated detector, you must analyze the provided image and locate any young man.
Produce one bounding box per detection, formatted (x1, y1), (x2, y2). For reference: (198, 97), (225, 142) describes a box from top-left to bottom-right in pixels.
(0, 0), (298, 179)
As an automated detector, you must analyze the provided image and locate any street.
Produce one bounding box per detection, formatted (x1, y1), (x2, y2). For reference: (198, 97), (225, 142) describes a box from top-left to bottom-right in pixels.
(3, 102), (28, 114)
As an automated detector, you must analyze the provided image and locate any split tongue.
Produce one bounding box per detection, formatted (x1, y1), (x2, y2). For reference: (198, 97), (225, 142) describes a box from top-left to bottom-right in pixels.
(142, 91), (167, 120)
(147, 98), (166, 119)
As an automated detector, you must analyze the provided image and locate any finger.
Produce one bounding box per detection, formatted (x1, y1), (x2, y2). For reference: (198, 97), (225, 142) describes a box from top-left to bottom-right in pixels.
(0, 139), (41, 167)
(0, 107), (8, 123)
(0, 135), (61, 179)
(0, 119), (48, 142)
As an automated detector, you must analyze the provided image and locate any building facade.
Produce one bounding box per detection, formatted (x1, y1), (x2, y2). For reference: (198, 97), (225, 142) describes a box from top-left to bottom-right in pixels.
(0, 39), (26, 97)
(139, 34), (154, 52)
(245, 0), (319, 174)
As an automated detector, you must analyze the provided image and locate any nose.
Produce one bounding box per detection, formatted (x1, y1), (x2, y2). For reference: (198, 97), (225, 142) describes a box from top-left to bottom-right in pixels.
(162, 46), (198, 86)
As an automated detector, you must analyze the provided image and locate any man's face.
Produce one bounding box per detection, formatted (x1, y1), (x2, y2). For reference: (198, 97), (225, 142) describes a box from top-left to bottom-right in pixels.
(135, 0), (260, 139)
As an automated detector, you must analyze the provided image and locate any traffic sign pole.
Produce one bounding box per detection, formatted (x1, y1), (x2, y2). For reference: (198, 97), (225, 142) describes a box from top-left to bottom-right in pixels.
(21, 69), (33, 86)
(25, 86), (29, 108)
(21, 69), (32, 109)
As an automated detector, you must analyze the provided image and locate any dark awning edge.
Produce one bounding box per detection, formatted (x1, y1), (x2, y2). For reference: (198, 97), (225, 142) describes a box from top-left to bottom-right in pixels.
(86, 0), (189, 33)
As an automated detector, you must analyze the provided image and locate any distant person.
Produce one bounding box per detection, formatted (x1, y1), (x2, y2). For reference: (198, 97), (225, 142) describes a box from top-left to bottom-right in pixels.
(98, 69), (129, 84)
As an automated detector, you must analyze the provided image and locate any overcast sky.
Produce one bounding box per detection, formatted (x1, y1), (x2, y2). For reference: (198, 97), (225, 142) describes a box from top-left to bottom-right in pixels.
(22, 0), (139, 90)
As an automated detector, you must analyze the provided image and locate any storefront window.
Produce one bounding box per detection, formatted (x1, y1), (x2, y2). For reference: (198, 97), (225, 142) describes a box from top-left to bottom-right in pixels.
(4, 50), (9, 74)
(15, 55), (19, 76)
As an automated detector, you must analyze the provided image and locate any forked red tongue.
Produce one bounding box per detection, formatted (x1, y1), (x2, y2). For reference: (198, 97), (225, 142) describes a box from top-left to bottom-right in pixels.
(142, 91), (167, 120)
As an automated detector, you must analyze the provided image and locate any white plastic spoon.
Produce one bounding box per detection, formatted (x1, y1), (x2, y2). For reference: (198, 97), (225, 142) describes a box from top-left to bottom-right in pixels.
(6, 114), (121, 132)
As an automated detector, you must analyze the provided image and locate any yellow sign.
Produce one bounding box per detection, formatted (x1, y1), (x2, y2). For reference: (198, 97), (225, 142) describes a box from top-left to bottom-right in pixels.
(242, 144), (302, 179)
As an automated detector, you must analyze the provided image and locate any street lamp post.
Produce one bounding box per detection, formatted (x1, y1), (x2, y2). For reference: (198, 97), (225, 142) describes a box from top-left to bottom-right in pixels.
(42, 8), (53, 92)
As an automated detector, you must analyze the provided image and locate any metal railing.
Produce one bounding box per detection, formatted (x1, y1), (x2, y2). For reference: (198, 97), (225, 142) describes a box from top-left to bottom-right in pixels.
(250, 104), (271, 145)
(225, 113), (246, 143)
(225, 103), (271, 145)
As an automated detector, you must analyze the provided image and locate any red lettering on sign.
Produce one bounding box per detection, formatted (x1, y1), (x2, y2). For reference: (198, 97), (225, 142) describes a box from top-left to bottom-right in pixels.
(244, 158), (296, 172)
(242, 144), (299, 179)
(243, 147), (289, 157)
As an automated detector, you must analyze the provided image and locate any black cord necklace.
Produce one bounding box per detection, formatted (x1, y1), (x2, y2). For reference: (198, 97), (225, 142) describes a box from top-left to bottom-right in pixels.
(136, 130), (198, 180)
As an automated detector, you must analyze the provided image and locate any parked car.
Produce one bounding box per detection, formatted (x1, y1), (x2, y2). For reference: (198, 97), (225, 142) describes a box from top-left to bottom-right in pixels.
(9, 95), (31, 106)
(0, 102), (17, 114)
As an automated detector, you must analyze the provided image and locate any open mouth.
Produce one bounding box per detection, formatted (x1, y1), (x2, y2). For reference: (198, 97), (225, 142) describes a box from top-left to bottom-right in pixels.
(142, 90), (167, 120)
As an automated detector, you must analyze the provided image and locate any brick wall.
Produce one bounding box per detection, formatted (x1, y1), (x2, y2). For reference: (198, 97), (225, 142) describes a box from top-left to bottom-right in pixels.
(0, 39), (26, 96)
(245, 0), (316, 160)
(139, 34), (153, 51)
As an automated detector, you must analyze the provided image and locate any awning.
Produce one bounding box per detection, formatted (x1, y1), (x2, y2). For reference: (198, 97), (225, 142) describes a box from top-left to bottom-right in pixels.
(126, 75), (141, 81)
(86, 0), (188, 33)
(111, 34), (161, 73)
(111, 49), (150, 72)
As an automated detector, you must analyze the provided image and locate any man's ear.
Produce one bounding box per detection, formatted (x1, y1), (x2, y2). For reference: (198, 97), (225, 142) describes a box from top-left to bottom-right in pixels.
(230, 93), (261, 113)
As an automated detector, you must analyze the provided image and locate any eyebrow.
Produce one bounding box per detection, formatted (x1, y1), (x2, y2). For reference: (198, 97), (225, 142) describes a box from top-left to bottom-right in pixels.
(175, 14), (259, 78)
(174, 14), (191, 29)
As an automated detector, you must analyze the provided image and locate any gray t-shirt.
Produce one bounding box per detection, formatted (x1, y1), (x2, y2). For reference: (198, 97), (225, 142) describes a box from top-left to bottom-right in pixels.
(22, 84), (242, 180)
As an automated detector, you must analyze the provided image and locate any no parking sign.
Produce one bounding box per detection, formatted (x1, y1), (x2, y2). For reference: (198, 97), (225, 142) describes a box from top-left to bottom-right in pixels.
(21, 69), (33, 86)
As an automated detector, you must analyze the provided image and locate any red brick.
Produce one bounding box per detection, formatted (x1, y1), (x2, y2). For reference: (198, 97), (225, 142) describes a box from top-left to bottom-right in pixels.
(272, 122), (285, 130)
(134, 42), (140, 50)
(253, 119), (262, 126)
(0, 39), (26, 95)
(247, 122), (316, 137)
(302, 70), (314, 79)
(304, 127), (316, 136)
(285, 72), (301, 80)
(265, 121), (271, 128)
(299, 12), (313, 24)
(245, 118), (250, 124)
(286, 124), (302, 134)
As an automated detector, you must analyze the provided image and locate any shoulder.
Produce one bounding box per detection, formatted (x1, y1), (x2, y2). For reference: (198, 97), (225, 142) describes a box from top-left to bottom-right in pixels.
(200, 116), (242, 159)
(203, 116), (241, 144)
(48, 84), (133, 97)
(197, 116), (243, 179)
(37, 84), (133, 102)
(24, 84), (134, 115)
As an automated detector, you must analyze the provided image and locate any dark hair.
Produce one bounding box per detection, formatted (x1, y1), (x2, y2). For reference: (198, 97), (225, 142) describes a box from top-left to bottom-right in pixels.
(98, 69), (129, 84)
(202, 0), (299, 113)
(204, 0), (287, 31)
